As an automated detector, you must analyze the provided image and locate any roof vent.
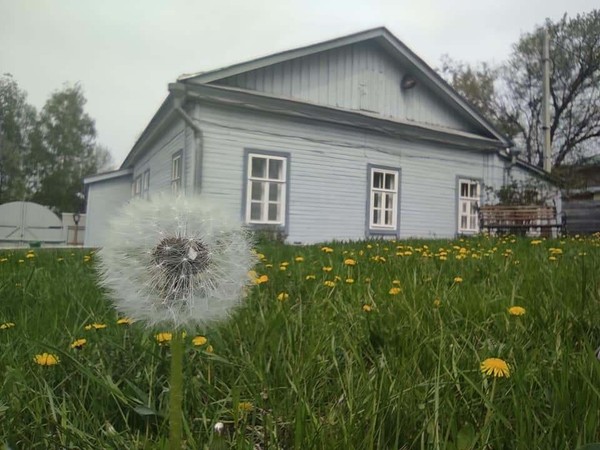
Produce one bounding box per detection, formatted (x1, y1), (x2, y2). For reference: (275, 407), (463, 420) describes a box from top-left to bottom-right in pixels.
(401, 75), (417, 90)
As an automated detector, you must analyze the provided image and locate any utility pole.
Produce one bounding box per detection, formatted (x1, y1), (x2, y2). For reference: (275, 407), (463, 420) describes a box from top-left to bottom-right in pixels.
(542, 28), (552, 173)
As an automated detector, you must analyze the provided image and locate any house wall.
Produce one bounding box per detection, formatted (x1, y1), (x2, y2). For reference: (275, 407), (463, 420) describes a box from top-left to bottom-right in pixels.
(132, 117), (189, 195)
(193, 102), (515, 243)
(213, 42), (481, 136)
(84, 175), (132, 247)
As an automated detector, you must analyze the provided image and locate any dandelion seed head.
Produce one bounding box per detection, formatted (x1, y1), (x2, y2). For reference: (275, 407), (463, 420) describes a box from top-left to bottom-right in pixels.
(97, 195), (257, 328)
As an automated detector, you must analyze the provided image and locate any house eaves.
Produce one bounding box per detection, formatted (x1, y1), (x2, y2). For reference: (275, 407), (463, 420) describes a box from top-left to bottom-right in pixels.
(497, 151), (559, 184)
(179, 27), (511, 147)
(84, 168), (133, 185)
(177, 81), (506, 152)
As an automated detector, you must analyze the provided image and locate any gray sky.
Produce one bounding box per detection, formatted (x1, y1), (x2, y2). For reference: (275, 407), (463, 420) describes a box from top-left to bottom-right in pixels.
(1, 0), (597, 167)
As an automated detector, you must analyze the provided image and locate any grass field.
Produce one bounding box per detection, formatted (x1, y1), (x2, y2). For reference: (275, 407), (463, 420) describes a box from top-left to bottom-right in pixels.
(1, 236), (599, 449)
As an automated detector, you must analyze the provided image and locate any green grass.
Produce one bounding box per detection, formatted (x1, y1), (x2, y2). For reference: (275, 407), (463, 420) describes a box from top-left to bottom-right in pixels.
(1, 236), (599, 449)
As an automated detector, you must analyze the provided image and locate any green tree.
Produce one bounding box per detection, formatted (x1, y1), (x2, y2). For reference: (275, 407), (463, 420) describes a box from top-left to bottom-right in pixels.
(440, 10), (600, 168)
(0, 74), (37, 203)
(30, 83), (98, 213)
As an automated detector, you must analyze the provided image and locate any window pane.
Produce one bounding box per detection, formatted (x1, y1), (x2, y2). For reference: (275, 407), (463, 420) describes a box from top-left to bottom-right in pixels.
(251, 182), (263, 201)
(470, 215), (477, 229)
(385, 193), (394, 209)
(250, 202), (262, 221)
(251, 157), (266, 178)
(268, 159), (283, 180)
(461, 216), (467, 228)
(385, 173), (395, 190)
(460, 182), (468, 197)
(373, 171), (383, 189)
(268, 182), (280, 201)
(385, 210), (392, 225)
(268, 203), (279, 221)
(373, 209), (380, 225)
(462, 202), (467, 213)
(373, 192), (381, 208)
(470, 183), (477, 198)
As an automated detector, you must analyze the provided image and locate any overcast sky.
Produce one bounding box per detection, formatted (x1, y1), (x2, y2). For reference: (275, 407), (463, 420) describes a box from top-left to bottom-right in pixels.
(1, 0), (597, 167)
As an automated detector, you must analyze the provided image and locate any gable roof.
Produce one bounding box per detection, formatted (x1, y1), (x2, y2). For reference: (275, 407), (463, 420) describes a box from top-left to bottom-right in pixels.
(180, 27), (511, 147)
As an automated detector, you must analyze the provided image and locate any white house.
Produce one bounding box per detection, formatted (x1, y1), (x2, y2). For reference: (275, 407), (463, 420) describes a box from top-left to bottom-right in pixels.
(84, 27), (554, 247)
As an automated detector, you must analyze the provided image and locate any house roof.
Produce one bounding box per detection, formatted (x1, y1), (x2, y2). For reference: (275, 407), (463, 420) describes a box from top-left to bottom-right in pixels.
(84, 168), (133, 185)
(120, 27), (514, 170)
(179, 27), (511, 147)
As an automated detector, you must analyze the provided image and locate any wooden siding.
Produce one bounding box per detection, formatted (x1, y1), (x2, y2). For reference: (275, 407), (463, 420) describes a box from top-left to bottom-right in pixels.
(84, 176), (132, 247)
(133, 118), (187, 195)
(195, 103), (499, 243)
(213, 42), (480, 135)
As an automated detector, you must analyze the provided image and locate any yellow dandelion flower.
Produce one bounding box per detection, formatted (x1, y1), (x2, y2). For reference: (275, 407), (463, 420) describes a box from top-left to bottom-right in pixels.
(57, 257), (63, 262)
(548, 256), (557, 261)
(305, 274), (316, 280)
(34, 353), (59, 366)
(345, 278), (354, 284)
(265, 263), (273, 268)
(530, 240), (542, 245)
(322, 266), (333, 272)
(0, 322), (15, 330)
(433, 298), (441, 308)
(25, 253), (35, 259)
(256, 253), (266, 260)
(508, 306), (526, 316)
(192, 336), (207, 346)
(277, 292), (289, 302)
(18, 259), (24, 263)
(362, 304), (372, 312)
(206, 344), (214, 353)
(238, 401), (253, 412)
(324, 280), (336, 288)
(321, 246), (334, 253)
(279, 266), (287, 271)
(117, 317), (133, 325)
(70, 338), (87, 350)
(364, 277), (371, 283)
(294, 256), (304, 262)
(256, 275), (269, 284)
(84, 323), (107, 330)
(344, 258), (356, 266)
(392, 280), (401, 285)
(280, 261), (289, 267)
(155, 332), (173, 345)
(480, 358), (510, 378)
(453, 276), (463, 283)
(388, 287), (401, 295)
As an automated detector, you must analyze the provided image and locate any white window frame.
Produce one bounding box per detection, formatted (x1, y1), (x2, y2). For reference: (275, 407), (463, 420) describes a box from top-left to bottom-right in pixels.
(369, 167), (399, 230)
(142, 169), (150, 199)
(132, 175), (142, 198)
(458, 178), (480, 233)
(245, 153), (287, 225)
(171, 152), (182, 194)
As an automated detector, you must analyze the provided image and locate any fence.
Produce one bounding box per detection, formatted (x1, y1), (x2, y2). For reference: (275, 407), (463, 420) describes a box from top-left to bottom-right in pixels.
(563, 199), (600, 234)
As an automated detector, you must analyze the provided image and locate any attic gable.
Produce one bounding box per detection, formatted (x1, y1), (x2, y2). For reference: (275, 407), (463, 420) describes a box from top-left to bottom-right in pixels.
(181, 28), (509, 144)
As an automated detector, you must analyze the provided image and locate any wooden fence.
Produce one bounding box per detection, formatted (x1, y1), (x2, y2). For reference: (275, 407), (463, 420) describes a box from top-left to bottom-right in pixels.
(563, 199), (600, 234)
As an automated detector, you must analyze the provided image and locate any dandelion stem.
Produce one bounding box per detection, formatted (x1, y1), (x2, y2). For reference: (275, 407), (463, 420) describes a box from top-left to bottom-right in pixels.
(169, 330), (184, 450)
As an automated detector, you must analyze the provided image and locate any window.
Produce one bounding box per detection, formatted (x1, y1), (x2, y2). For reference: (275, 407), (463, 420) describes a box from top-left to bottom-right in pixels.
(245, 152), (287, 225)
(132, 175), (142, 198)
(142, 170), (150, 199)
(171, 152), (182, 194)
(369, 167), (399, 231)
(458, 179), (480, 233)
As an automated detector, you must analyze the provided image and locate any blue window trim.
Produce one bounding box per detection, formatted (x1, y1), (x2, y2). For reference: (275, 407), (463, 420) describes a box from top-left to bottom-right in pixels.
(241, 148), (291, 236)
(366, 163), (401, 238)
